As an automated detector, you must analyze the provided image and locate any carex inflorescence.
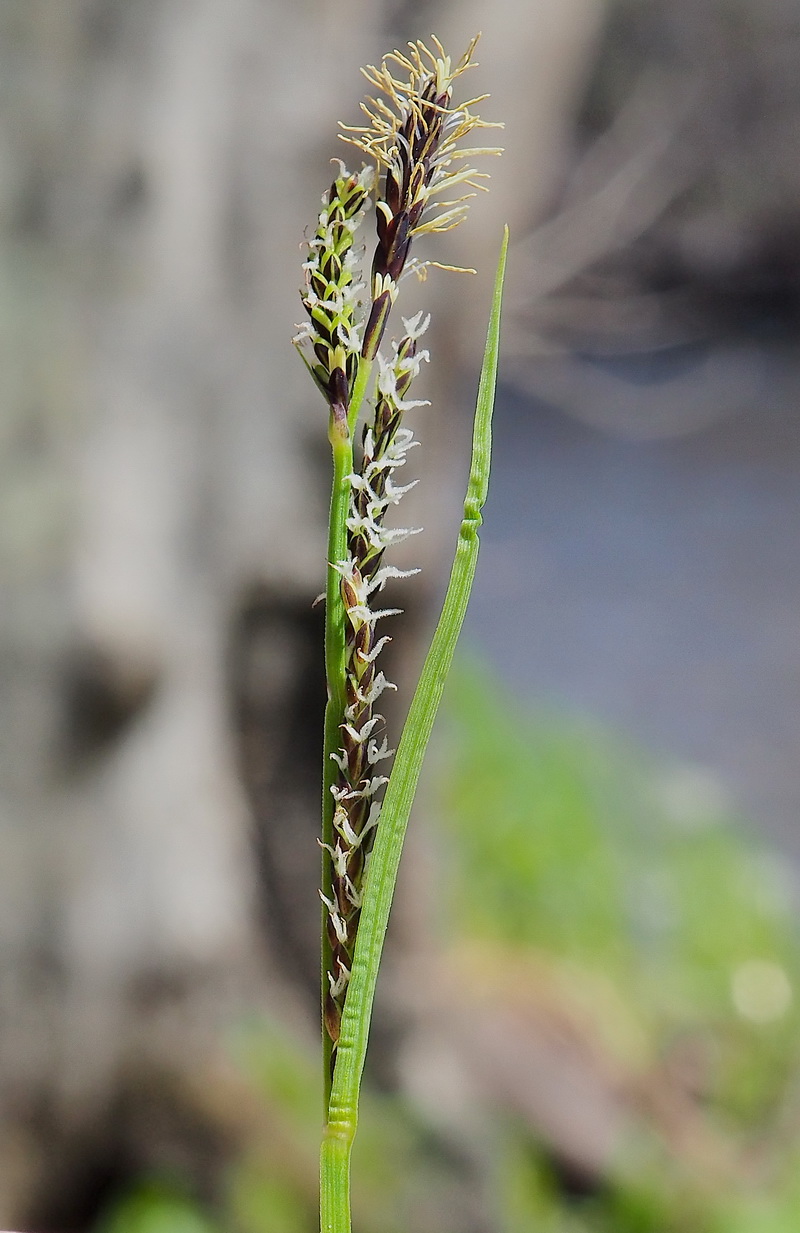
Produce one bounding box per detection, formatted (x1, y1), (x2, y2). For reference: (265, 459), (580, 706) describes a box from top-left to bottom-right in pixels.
(295, 35), (501, 1058)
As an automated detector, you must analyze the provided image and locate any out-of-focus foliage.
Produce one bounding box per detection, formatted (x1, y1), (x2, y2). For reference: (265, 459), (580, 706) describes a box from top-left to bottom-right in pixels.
(439, 661), (800, 1230)
(97, 1184), (217, 1233)
(95, 657), (800, 1232)
(443, 661), (800, 1090)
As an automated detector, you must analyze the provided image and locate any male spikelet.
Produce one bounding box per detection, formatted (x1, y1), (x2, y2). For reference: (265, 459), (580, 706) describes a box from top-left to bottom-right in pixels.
(296, 35), (501, 1055)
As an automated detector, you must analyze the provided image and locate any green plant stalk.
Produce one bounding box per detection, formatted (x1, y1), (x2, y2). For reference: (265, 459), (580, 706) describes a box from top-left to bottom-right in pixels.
(320, 226), (508, 1233)
(322, 356), (374, 1098)
(347, 357), (373, 437)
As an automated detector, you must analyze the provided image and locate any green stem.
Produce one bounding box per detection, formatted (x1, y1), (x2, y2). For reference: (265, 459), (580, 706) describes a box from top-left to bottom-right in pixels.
(320, 1120), (354, 1233)
(322, 357), (373, 1104)
(348, 355), (373, 436)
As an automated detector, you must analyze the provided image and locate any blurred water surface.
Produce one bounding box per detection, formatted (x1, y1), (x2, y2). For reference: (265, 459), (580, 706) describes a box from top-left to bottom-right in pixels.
(467, 346), (800, 853)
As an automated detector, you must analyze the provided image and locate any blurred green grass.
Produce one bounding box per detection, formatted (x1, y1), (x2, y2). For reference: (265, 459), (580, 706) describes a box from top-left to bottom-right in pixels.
(95, 657), (800, 1233)
(441, 663), (800, 1121)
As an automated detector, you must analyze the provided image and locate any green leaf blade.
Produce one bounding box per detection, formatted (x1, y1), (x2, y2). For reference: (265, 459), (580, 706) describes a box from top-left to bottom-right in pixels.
(325, 224), (509, 1140)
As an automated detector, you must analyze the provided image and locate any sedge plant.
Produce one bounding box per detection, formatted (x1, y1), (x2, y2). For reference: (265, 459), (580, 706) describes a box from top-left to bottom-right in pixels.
(294, 34), (507, 1233)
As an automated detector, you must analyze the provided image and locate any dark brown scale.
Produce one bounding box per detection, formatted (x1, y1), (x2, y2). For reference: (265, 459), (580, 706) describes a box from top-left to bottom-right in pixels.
(349, 800), (368, 838)
(375, 206), (390, 247)
(329, 368), (349, 409)
(348, 750), (365, 785)
(361, 551), (385, 587)
(366, 467), (387, 504)
(407, 199), (424, 234)
(347, 736), (364, 770)
(347, 848), (364, 886)
(358, 661), (375, 697)
(349, 532), (368, 565)
(341, 573), (360, 611)
(385, 167), (401, 216)
(335, 876), (351, 916)
(325, 999), (341, 1046)
(353, 621), (371, 663)
(361, 291), (392, 360)
(396, 135), (412, 195)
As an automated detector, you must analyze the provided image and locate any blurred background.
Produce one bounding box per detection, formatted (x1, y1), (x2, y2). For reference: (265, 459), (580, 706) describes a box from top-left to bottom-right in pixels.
(2, 1), (800, 1230)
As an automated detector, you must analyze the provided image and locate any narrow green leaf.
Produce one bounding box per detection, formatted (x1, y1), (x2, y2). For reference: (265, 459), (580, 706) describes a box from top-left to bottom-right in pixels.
(320, 226), (509, 1228)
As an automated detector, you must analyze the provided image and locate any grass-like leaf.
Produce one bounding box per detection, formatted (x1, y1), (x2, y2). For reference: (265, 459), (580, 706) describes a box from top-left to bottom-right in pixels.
(320, 225), (508, 1233)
